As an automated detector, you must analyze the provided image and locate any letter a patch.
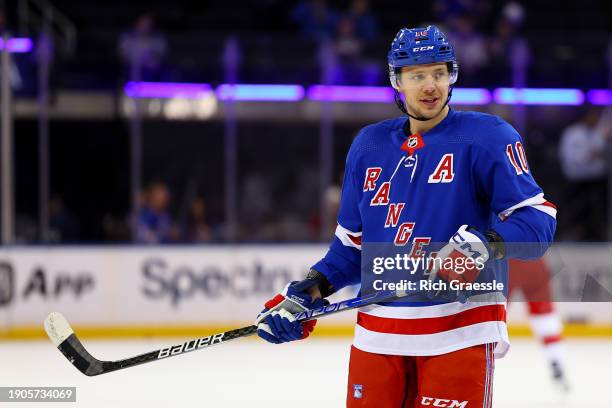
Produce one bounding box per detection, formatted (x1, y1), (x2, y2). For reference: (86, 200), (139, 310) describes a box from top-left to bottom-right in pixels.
(428, 154), (455, 183)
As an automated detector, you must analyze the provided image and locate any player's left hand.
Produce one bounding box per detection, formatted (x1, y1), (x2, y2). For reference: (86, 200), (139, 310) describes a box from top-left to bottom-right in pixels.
(427, 225), (491, 300)
(255, 280), (329, 344)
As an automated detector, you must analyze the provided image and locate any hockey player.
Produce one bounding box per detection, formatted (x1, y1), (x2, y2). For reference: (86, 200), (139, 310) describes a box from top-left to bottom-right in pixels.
(255, 25), (556, 407)
(508, 258), (570, 392)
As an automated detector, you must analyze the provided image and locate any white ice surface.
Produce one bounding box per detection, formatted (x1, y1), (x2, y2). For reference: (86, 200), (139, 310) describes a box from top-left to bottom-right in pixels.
(1, 337), (610, 407)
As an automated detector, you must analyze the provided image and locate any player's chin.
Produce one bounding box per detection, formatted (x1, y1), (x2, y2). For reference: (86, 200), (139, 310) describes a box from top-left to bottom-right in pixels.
(411, 106), (441, 121)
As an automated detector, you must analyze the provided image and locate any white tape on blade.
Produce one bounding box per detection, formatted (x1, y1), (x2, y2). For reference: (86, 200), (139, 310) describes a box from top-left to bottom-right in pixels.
(44, 312), (74, 346)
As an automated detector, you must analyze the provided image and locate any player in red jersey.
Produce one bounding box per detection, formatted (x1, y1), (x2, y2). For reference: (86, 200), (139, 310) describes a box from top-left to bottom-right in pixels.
(508, 258), (570, 392)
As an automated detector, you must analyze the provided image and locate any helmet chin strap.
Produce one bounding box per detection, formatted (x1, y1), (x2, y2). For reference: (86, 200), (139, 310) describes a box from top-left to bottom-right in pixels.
(395, 86), (454, 122)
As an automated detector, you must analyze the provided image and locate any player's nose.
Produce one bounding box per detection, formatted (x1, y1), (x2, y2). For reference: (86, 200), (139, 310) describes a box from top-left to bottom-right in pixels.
(422, 77), (437, 92)
(422, 83), (436, 94)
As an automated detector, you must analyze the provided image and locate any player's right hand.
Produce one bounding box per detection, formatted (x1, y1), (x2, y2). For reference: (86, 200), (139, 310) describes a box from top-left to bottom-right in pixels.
(426, 225), (491, 302)
(255, 280), (328, 344)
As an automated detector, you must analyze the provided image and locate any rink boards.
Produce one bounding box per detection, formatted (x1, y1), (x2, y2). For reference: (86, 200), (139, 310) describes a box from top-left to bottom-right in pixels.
(0, 244), (611, 338)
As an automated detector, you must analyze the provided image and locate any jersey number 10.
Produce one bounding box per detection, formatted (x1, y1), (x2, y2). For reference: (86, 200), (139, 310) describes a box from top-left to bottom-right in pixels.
(505, 142), (530, 175)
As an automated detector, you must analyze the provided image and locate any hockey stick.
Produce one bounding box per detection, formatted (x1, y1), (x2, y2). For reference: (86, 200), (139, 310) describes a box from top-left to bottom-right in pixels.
(44, 289), (407, 376)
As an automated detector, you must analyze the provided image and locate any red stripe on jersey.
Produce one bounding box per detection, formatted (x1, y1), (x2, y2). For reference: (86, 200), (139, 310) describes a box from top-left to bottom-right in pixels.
(348, 234), (362, 246)
(542, 334), (563, 345)
(357, 304), (506, 335)
(542, 201), (557, 209)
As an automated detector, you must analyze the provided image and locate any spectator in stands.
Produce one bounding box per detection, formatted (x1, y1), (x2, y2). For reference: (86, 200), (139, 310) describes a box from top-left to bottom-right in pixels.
(119, 12), (169, 82)
(181, 197), (212, 242)
(432, 0), (491, 25)
(488, 2), (527, 85)
(432, 0), (467, 22)
(292, 0), (340, 42)
(445, 12), (488, 85)
(559, 107), (612, 240)
(332, 17), (364, 84)
(136, 182), (178, 243)
(346, 0), (378, 43)
(330, 1), (381, 85)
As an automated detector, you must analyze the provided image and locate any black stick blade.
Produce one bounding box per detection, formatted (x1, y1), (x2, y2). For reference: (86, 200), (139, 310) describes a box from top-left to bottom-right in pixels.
(44, 312), (105, 376)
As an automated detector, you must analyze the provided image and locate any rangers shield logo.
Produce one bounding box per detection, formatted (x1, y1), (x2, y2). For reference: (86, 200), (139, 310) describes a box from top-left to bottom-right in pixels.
(415, 30), (429, 40)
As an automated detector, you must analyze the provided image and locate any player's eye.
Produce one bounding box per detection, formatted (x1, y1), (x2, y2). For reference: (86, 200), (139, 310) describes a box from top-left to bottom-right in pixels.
(410, 74), (425, 81)
(434, 72), (448, 81)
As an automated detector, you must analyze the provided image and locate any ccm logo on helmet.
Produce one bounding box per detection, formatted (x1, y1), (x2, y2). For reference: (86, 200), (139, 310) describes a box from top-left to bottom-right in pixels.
(413, 46), (435, 52)
(421, 396), (468, 408)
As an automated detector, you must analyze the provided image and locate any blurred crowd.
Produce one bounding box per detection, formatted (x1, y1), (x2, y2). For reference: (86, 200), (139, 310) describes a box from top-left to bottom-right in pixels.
(114, 0), (533, 87)
(2, 1), (611, 243)
(558, 107), (612, 241)
(29, 105), (609, 245)
(134, 182), (215, 244)
(4, 0), (603, 89)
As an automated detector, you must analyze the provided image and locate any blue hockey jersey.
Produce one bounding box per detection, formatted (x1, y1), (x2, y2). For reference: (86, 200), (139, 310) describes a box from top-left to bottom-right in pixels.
(312, 109), (557, 357)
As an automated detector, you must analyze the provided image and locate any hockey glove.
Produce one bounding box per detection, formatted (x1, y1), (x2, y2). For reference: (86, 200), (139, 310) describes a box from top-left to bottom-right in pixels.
(256, 279), (329, 344)
(427, 225), (492, 301)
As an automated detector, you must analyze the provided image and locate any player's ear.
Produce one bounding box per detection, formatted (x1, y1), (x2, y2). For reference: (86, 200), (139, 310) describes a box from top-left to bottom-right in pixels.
(390, 70), (402, 90)
(393, 73), (408, 91)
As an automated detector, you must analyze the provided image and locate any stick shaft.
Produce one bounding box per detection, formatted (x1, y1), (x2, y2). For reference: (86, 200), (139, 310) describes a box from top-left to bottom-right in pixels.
(53, 289), (403, 376)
